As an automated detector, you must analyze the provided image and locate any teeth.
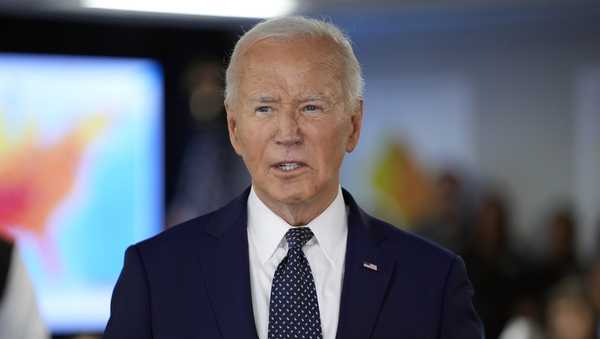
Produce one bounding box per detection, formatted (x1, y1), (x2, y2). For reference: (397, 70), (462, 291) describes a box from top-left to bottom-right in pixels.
(279, 162), (300, 171)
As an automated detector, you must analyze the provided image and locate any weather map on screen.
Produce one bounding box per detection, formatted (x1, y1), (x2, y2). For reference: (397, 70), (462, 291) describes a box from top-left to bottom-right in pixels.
(0, 53), (163, 333)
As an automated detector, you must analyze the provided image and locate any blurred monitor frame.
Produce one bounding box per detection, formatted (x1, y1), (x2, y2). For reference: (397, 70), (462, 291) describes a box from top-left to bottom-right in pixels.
(0, 52), (164, 334)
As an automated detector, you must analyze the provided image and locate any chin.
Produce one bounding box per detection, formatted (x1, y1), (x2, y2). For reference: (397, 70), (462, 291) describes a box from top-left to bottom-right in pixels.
(274, 189), (311, 205)
(268, 182), (315, 205)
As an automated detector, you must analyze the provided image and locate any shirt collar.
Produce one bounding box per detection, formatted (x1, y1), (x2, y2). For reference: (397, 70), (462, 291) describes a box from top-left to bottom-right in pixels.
(247, 186), (347, 266)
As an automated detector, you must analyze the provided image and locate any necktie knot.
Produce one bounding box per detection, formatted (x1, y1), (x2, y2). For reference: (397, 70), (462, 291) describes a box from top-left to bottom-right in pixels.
(285, 227), (314, 249)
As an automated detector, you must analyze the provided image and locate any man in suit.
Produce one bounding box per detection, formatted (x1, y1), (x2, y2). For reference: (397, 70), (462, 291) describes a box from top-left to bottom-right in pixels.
(104, 16), (483, 339)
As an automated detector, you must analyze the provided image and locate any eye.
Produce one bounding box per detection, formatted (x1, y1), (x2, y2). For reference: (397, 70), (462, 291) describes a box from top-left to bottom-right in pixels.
(255, 106), (272, 114)
(302, 104), (321, 113)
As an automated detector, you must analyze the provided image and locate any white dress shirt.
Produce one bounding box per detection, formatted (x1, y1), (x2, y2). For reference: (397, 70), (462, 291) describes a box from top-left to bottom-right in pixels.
(247, 186), (348, 339)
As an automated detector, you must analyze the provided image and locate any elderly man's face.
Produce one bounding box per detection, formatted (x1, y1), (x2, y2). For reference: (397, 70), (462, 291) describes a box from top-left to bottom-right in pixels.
(227, 37), (362, 212)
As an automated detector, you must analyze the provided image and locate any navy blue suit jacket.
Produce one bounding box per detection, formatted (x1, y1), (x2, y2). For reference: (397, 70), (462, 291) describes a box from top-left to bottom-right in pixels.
(104, 188), (483, 339)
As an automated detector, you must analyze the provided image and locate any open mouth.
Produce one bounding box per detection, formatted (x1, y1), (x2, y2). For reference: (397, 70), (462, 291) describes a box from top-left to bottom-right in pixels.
(273, 161), (306, 172)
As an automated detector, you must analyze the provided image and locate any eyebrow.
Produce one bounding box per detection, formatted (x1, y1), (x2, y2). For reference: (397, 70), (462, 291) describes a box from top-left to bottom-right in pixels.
(251, 96), (280, 103)
(299, 95), (327, 103)
(249, 95), (332, 104)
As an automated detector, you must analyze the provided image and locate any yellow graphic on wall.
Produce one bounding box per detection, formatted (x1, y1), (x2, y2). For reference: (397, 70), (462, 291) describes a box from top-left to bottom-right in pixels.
(372, 140), (436, 228)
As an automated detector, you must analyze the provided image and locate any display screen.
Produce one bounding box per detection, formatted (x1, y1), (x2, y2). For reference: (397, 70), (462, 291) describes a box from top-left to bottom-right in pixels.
(0, 53), (163, 333)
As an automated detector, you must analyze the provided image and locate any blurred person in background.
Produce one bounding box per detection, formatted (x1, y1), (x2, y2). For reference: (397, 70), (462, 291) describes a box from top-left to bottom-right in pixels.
(536, 207), (582, 302)
(167, 59), (250, 227)
(547, 207), (580, 274)
(501, 205), (585, 339)
(584, 256), (600, 338)
(0, 237), (49, 339)
(104, 16), (483, 339)
(463, 191), (520, 339)
(502, 281), (548, 339)
(416, 170), (472, 255)
(545, 276), (596, 339)
(498, 316), (544, 339)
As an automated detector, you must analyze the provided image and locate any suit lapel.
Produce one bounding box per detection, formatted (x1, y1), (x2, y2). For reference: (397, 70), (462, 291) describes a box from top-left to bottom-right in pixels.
(201, 188), (394, 339)
(336, 190), (396, 339)
(202, 189), (259, 339)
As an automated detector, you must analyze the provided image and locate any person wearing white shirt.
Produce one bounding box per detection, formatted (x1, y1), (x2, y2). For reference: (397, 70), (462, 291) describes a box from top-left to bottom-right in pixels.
(104, 16), (483, 339)
(248, 186), (347, 339)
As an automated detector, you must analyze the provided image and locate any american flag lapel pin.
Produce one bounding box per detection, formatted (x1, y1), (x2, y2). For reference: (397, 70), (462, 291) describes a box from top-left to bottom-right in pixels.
(363, 261), (378, 271)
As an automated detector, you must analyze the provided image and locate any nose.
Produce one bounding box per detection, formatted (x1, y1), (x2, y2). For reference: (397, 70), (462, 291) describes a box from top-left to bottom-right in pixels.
(275, 110), (302, 146)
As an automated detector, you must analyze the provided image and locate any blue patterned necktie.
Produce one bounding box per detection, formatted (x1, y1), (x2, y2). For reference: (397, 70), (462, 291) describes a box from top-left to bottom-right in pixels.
(268, 227), (323, 339)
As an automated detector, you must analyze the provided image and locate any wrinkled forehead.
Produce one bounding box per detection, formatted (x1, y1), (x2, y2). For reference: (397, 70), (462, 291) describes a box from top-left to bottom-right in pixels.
(241, 34), (342, 64)
(237, 37), (344, 100)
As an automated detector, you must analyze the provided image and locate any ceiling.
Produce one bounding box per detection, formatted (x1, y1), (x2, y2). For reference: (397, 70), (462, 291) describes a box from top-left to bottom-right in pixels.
(0, 0), (598, 33)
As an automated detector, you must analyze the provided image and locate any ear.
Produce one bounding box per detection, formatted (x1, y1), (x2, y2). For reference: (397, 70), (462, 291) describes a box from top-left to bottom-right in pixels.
(345, 99), (363, 153)
(225, 103), (243, 156)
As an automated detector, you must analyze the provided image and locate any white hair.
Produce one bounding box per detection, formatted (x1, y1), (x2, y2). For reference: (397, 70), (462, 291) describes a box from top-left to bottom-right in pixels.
(224, 16), (364, 109)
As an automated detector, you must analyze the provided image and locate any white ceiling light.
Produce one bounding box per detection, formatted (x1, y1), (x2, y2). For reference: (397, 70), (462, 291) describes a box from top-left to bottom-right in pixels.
(82, 0), (296, 19)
